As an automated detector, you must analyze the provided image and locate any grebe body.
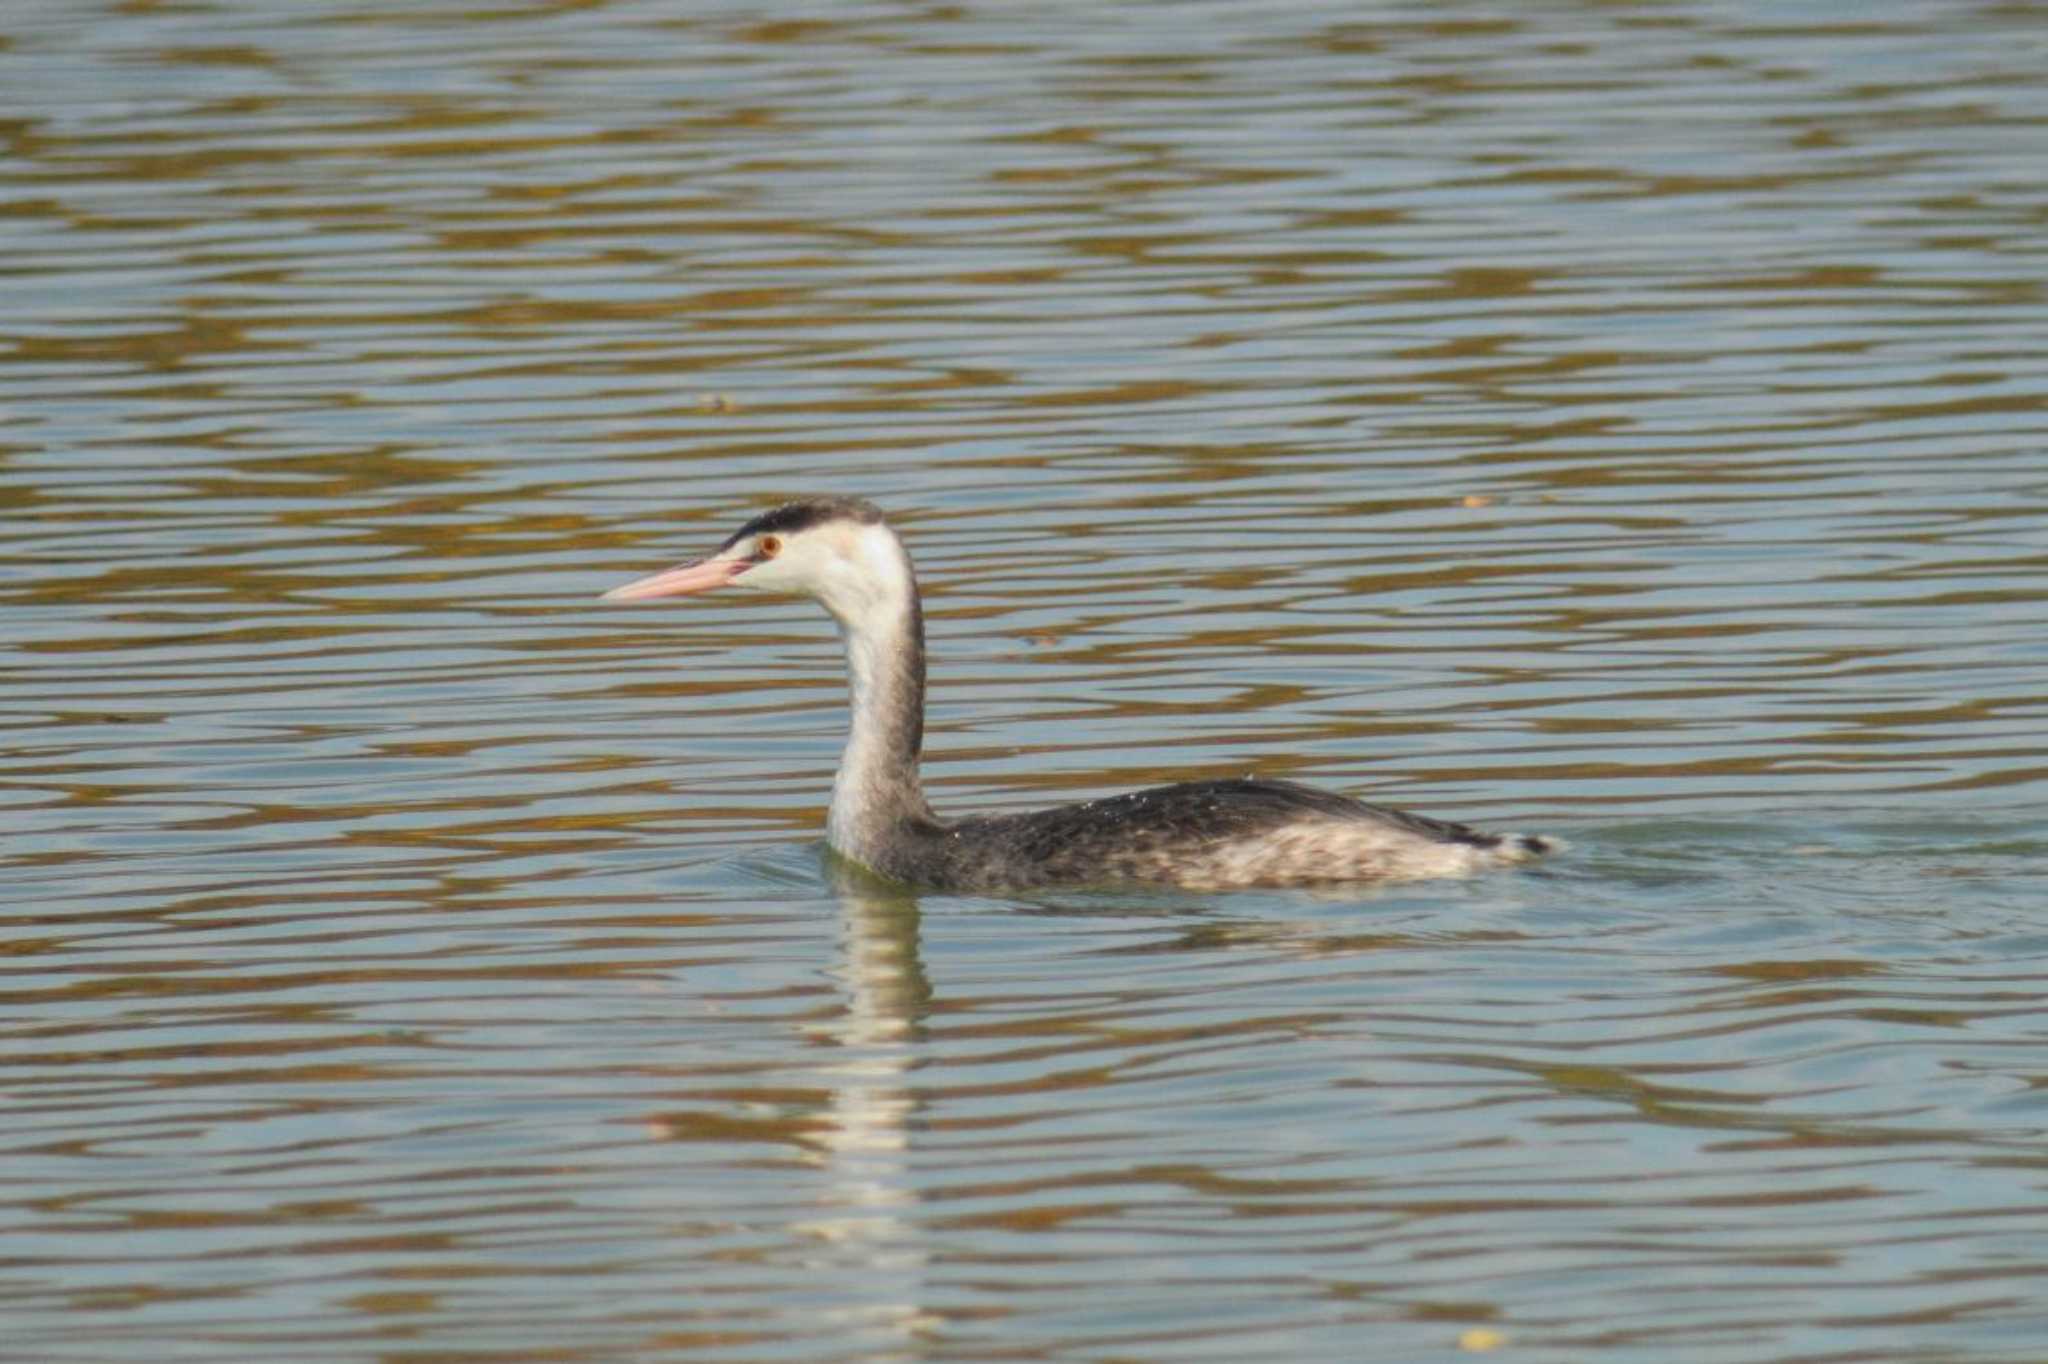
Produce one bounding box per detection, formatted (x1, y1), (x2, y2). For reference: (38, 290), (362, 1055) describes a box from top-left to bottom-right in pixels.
(605, 497), (1552, 893)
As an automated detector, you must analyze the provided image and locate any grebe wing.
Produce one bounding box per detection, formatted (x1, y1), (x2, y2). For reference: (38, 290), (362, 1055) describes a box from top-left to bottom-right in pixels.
(937, 777), (1507, 889)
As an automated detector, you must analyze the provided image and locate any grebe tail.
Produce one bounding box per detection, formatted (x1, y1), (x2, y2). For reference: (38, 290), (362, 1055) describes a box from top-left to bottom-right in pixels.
(604, 496), (1554, 893)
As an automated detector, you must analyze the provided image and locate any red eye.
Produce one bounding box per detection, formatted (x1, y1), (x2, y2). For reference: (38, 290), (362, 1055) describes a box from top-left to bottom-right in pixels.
(757, 535), (782, 559)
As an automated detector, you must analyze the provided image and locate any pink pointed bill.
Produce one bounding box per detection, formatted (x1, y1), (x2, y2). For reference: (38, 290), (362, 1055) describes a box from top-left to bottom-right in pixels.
(602, 555), (748, 602)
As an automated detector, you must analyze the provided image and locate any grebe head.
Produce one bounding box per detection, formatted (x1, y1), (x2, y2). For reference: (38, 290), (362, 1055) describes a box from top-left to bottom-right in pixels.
(602, 496), (911, 629)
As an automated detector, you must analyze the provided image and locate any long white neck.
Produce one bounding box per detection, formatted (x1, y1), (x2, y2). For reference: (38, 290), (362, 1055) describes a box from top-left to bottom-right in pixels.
(816, 530), (933, 865)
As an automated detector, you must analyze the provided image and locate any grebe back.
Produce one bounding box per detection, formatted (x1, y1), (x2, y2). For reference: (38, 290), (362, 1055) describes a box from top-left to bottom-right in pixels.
(604, 496), (1553, 892)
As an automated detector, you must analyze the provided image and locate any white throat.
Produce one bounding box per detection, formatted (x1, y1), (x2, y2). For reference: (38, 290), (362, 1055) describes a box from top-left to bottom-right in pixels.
(813, 525), (931, 864)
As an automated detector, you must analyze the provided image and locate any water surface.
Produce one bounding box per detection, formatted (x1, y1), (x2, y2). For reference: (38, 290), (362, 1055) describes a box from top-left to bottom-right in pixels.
(4, 2), (2047, 1360)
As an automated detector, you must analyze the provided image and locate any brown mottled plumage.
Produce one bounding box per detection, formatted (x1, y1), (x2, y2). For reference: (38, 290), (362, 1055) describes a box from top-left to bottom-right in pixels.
(605, 498), (1554, 893)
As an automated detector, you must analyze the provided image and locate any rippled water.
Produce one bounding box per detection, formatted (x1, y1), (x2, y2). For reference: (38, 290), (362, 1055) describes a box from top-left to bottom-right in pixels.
(5, 1), (2048, 1359)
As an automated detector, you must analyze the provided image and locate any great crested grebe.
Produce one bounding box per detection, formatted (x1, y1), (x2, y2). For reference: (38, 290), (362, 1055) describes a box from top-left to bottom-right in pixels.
(604, 496), (1554, 892)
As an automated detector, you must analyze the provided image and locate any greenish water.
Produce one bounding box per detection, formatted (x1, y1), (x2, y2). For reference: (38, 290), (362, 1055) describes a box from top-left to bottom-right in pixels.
(4, 2), (2046, 1360)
